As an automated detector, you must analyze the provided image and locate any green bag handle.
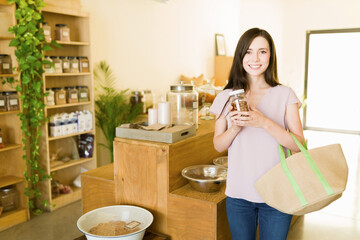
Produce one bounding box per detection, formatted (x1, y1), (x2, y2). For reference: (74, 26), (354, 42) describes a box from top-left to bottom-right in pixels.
(279, 133), (334, 207)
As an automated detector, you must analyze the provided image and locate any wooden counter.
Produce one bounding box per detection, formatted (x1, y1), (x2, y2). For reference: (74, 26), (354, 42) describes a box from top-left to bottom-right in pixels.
(114, 119), (229, 239)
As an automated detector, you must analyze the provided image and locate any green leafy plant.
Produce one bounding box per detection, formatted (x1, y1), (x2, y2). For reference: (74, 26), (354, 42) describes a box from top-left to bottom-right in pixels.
(94, 61), (143, 162)
(7, 0), (57, 214)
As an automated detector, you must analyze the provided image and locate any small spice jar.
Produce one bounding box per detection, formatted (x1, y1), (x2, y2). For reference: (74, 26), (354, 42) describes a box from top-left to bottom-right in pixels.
(50, 56), (62, 73)
(78, 56), (90, 72)
(4, 91), (19, 111)
(43, 56), (54, 74)
(59, 56), (70, 73)
(229, 89), (249, 112)
(42, 22), (52, 42)
(68, 57), (79, 73)
(77, 86), (89, 102)
(130, 91), (143, 107)
(0, 93), (6, 112)
(65, 86), (78, 103)
(46, 88), (55, 106)
(53, 88), (66, 105)
(55, 24), (70, 42)
(0, 54), (12, 74)
(0, 185), (19, 212)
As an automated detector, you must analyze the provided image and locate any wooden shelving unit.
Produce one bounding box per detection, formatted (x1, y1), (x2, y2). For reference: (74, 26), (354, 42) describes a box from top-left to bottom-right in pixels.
(37, 4), (96, 211)
(0, 2), (29, 231)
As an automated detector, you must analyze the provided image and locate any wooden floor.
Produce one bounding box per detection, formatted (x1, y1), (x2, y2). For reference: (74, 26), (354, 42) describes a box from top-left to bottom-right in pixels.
(0, 130), (358, 240)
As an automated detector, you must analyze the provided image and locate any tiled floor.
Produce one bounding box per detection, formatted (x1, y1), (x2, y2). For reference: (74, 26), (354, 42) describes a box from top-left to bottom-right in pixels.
(0, 130), (359, 240)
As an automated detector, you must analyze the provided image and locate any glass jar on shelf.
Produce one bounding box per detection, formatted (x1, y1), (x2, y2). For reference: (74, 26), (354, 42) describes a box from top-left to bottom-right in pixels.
(0, 54), (12, 75)
(55, 24), (70, 42)
(167, 84), (198, 128)
(77, 86), (89, 102)
(4, 91), (19, 111)
(130, 91), (143, 108)
(142, 90), (153, 113)
(46, 88), (55, 106)
(59, 56), (70, 73)
(0, 93), (6, 112)
(197, 79), (217, 120)
(68, 57), (79, 73)
(53, 88), (66, 105)
(65, 86), (78, 104)
(43, 56), (54, 74)
(78, 56), (90, 72)
(0, 185), (19, 212)
(42, 22), (52, 42)
(0, 128), (4, 148)
(50, 56), (62, 73)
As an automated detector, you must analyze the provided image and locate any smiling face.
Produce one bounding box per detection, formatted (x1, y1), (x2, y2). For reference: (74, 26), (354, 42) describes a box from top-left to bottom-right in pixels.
(242, 36), (271, 80)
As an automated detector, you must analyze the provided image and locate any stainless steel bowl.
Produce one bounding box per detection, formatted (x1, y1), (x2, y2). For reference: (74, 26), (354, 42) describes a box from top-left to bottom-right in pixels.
(213, 156), (228, 168)
(181, 165), (227, 193)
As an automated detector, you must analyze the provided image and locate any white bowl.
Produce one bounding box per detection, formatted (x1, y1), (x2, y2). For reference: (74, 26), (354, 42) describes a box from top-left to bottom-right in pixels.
(77, 205), (154, 240)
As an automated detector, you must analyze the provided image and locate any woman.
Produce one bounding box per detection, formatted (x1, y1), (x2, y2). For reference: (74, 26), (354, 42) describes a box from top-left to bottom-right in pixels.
(209, 28), (304, 240)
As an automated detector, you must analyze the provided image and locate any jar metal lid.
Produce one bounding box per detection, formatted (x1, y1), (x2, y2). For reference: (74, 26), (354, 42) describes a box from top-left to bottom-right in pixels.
(3, 91), (17, 94)
(170, 84), (194, 92)
(0, 54), (9, 57)
(76, 86), (88, 88)
(64, 86), (75, 89)
(143, 90), (151, 94)
(55, 24), (67, 27)
(49, 56), (58, 59)
(67, 56), (74, 60)
(229, 89), (244, 96)
(131, 91), (142, 95)
(59, 56), (66, 59)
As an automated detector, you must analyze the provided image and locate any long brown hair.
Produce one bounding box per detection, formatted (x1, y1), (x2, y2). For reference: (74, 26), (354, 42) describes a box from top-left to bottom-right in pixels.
(224, 28), (280, 92)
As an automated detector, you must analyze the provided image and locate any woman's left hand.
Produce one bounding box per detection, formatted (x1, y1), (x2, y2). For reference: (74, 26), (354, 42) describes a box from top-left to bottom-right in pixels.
(239, 106), (268, 128)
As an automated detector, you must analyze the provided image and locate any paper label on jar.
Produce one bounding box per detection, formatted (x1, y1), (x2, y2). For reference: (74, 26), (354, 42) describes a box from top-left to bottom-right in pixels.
(47, 96), (54, 101)
(0, 100), (4, 106)
(71, 93), (77, 99)
(192, 101), (198, 109)
(59, 93), (65, 99)
(82, 62), (89, 68)
(62, 31), (69, 37)
(63, 62), (69, 69)
(80, 92), (87, 98)
(55, 63), (61, 68)
(2, 63), (10, 69)
(10, 99), (18, 106)
(72, 63), (79, 69)
(44, 30), (50, 35)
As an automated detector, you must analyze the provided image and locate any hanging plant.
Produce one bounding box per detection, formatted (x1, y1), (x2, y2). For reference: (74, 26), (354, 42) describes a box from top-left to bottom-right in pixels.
(7, 0), (58, 214)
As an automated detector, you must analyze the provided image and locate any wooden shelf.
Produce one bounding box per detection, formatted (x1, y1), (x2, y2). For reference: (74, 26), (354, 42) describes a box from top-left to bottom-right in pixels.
(0, 208), (28, 232)
(51, 186), (81, 211)
(0, 73), (18, 78)
(50, 157), (93, 172)
(46, 101), (91, 109)
(0, 143), (22, 153)
(0, 110), (20, 116)
(0, 36), (13, 40)
(56, 40), (89, 46)
(48, 130), (93, 141)
(42, 6), (89, 18)
(44, 72), (91, 77)
(0, 175), (25, 189)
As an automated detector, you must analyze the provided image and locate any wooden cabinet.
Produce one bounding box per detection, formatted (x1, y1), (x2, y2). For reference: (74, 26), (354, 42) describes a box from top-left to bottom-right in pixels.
(0, 2), (29, 231)
(37, 4), (96, 211)
(114, 119), (230, 239)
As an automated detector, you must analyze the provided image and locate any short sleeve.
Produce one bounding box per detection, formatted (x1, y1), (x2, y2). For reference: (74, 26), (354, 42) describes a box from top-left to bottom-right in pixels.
(286, 88), (302, 109)
(209, 89), (231, 116)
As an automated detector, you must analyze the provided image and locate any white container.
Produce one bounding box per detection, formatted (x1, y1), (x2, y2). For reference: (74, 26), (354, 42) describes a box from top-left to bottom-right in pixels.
(77, 205), (154, 240)
(61, 113), (71, 135)
(84, 110), (93, 131)
(49, 114), (63, 137)
(77, 111), (86, 132)
(69, 112), (78, 134)
(157, 102), (171, 126)
(148, 108), (157, 126)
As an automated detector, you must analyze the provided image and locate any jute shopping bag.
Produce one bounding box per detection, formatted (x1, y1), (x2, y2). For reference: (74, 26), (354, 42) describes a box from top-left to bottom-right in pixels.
(255, 133), (348, 216)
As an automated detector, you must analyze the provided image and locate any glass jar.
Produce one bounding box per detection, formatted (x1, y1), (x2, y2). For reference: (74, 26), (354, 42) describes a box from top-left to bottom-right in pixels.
(229, 89), (249, 112)
(53, 88), (66, 105)
(142, 90), (153, 113)
(0, 128), (4, 148)
(167, 84), (198, 128)
(43, 22), (52, 42)
(59, 56), (70, 73)
(0, 54), (12, 74)
(197, 79), (217, 120)
(130, 91), (143, 107)
(0, 185), (19, 212)
(46, 88), (55, 106)
(77, 86), (89, 102)
(43, 56), (54, 74)
(78, 56), (90, 72)
(50, 56), (62, 73)
(0, 93), (6, 112)
(65, 86), (78, 103)
(55, 24), (70, 42)
(68, 57), (79, 73)
(4, 91), (19, 111)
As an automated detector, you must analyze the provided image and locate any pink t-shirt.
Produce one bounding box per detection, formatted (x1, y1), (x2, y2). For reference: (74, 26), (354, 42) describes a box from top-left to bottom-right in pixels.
(209, 85), (301, 202)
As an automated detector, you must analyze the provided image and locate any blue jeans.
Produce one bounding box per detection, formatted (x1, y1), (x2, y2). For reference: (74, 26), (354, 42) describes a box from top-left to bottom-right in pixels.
(226, 197), (292, 240)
